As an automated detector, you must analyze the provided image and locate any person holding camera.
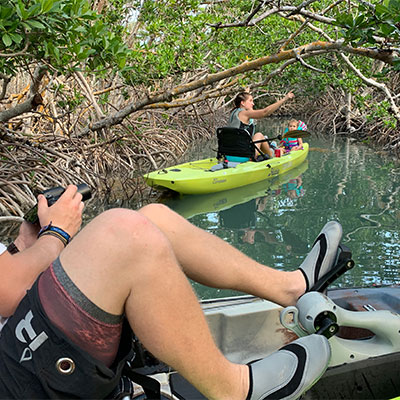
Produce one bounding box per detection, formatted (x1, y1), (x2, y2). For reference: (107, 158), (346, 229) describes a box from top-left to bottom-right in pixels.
(0, 185), (342, 399)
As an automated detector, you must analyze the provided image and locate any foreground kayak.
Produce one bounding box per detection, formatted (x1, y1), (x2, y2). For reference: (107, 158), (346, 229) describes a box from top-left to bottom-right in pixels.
(128, 285), (400, 400)
(144, 143), (309, 194)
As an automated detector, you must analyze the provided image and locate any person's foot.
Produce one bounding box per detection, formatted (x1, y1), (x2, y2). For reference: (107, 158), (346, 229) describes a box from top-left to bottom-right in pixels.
(298, 221), (343, 292)
(247, 334), (331, 400)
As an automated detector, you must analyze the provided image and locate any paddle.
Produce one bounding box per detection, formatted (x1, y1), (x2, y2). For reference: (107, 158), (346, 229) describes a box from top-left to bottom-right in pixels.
(253, 130), (311, 145)
(283, 129), (311, 139)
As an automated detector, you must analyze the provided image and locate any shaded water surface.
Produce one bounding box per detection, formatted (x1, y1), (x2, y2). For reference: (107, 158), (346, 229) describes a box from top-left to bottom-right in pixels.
(162, 132), (400, 300)
(1, 126), (398, 302)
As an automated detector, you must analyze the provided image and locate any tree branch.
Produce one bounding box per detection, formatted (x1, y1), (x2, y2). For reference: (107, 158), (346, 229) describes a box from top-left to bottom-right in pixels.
(0, 73), (11, 101)
(0, 64), (47, 123)
(0, 94), (43, 122)
(74, 71), (105, 120)
(340, 53), (400, 122)
(293, 49), (325, 72)
(210, 4), (336, 29)
(0, 39), (30, 58)
(74, 41), (397, 136)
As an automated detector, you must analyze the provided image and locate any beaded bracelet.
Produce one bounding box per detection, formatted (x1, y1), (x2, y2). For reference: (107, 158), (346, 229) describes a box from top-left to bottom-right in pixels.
(38, 223), (71, 247)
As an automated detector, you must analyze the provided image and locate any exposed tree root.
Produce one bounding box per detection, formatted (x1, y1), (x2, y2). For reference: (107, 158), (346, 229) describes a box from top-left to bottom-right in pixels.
(0, 108), (219, 218)
(303, 75), (400, 153)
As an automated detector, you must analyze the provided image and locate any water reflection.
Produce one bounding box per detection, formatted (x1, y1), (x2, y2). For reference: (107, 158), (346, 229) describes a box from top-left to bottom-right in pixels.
(164, 135), (400, 299)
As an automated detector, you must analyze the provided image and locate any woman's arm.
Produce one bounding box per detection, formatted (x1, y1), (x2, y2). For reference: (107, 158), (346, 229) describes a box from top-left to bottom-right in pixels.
(241, 91), (294, 120)
(0, 185), (84, 316)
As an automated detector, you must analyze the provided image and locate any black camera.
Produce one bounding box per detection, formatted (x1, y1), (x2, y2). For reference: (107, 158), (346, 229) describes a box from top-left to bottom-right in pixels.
(24, 183), (92, 224)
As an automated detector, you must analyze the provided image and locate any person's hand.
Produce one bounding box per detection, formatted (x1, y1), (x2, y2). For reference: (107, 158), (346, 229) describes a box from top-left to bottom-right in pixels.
(37, 185), (84, 238)
(242, 230), (255, 245)
(13, 221), (41, 251)
(296, 177), (303, 188)
(285, 91), (295, 101)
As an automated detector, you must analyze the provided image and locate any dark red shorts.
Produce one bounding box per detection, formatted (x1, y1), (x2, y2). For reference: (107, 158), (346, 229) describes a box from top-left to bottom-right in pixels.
(0, 279), (134, 399)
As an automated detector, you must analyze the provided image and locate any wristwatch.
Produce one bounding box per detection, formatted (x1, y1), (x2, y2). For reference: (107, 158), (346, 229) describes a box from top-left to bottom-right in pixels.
(7, 242), (19, 255)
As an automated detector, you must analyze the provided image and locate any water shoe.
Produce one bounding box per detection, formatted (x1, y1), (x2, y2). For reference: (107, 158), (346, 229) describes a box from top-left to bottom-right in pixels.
(298, 221), (343, 292)
(247, 334), (331, 400)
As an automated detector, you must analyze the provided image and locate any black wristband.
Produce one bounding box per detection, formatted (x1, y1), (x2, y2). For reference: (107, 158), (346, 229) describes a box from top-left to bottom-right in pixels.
(7, 242), (20, 255)
(38, 223), (71, 247)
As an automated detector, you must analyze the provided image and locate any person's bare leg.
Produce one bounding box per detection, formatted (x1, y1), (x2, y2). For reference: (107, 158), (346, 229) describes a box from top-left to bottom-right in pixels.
(139, 204), (305, 306)
(253, 132), (274, 158)
(59, 208), (249, 400)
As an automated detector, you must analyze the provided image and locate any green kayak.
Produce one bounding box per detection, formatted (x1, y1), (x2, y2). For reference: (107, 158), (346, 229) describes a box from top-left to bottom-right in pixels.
(144, 143), (309, 195)
(164, 160), (308, 219)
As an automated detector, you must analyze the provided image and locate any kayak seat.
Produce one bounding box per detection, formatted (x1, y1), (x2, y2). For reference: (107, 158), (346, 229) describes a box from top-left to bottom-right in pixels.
(216, 127), (268, 162)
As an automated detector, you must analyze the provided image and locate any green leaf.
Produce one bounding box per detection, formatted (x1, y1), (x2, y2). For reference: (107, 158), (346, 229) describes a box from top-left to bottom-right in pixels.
(16, 0), (28, 20)
(27, 3), (41, 18)
(52, 45), (60, 62)
(354, 15), (364, 26)
(375, 4), (390, 16)
(2, 33), (12, 47)
(10, 33), (23, 44)
(26, 19), (46, 29)
(118, 56), (126, 69)
(41, 0), (55, 14)
(380, 23), (396, 36)
(0, 6), (14, 20)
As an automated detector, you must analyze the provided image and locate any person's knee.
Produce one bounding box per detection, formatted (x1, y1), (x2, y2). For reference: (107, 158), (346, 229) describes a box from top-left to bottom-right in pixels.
(83, 208), (159, 249)
(138, 203), (179, 228)
(139, 203), (172, 218)
(253, 132), (263, 140)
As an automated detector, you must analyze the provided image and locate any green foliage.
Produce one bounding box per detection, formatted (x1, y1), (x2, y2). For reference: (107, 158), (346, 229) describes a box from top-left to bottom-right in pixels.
(335, 0), (400, 47)
(366, 100), (397, 128)
(124, 0), (213, 84)
(0, 0), (131, 76)
(1, 0), (399, 131)
(57, 89), (85, 111)
(2, 0), (398, 88)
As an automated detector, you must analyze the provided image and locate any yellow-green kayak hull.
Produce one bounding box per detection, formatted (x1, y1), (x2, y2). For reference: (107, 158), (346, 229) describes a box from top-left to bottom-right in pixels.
(144, 143), (309, 195)
(164, 161), (308, 219)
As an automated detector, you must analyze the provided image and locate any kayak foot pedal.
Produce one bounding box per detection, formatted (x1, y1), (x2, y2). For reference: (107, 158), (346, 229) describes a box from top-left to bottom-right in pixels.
(310, 244), (355, 292)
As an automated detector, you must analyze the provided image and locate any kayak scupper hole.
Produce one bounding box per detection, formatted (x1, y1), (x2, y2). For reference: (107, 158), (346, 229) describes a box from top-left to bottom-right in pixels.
(349, 354), (355, 359)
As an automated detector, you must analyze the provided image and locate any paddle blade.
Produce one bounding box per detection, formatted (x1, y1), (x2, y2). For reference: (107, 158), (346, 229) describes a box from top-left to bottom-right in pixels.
(283, 129), (311, 139)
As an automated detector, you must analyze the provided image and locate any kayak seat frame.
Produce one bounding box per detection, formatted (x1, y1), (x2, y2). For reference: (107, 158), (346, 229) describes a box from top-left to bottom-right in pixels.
(216, 127), (269, 164)
(209, 161), (241, 171)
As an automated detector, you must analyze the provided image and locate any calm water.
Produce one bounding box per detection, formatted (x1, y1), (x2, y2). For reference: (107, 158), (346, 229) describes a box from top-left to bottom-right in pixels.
(163, 131), (400, 300)
(1, 126), (399, 302)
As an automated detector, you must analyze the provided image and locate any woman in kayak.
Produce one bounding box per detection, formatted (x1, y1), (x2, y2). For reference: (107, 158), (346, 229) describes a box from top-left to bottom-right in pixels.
(0, 185), (342, 400)
(229, 91), (295, 159)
